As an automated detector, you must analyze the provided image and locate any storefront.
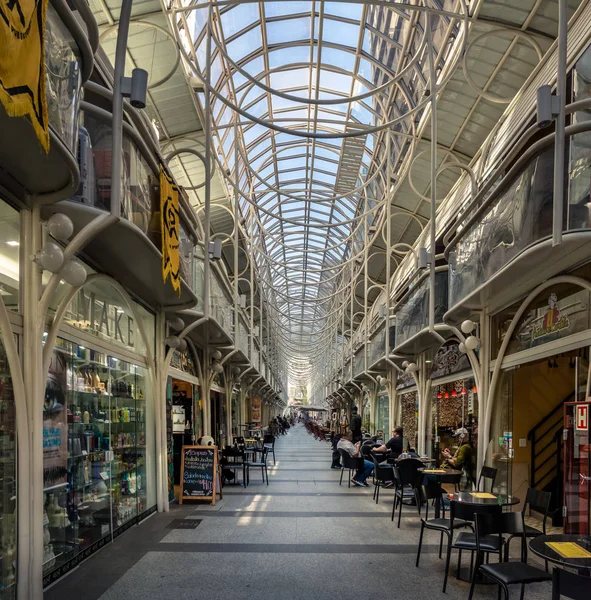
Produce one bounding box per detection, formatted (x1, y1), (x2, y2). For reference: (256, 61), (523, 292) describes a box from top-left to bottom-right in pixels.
(429, 341), (479, 485)
(167, 348), (201, 493)
(489, 276), (591, 513)
(376, 386), (389, 435)
(0, 333), (17, 596)
(41, 279), (157, 586)
(210, 370), (227, 446)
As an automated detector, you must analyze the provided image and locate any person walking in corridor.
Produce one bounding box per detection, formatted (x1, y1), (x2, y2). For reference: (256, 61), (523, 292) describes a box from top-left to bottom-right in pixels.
(350, 406), (362, 442)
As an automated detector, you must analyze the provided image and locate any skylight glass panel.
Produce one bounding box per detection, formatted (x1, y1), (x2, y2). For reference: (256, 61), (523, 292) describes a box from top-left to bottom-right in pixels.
(226, 26), (262, 60)
(270, 68), (310, 92)
(322, 19), (360, 47)
(318, 70), (352, 94)
(320, 47), (356, 72)
(264, 1), (312, 18)
(266, 17), (311, 45)
(221, 4), (260, 38)
(268, 46), (310, 69)
(324, 1), (363, 21)
(243, 123), (266, 145)
(278, 157), (307, 171)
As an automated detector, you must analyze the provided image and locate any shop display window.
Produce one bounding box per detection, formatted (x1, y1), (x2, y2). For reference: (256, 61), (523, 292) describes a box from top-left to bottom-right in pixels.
(0, 334), (16, 598)
(42, 339), (154, 582)
(0, 200), (20, 312)
(431, 380), (478, 485)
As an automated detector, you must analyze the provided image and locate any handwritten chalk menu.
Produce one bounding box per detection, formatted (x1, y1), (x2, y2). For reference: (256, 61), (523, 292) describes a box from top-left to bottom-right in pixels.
(180, 446), (218, 505)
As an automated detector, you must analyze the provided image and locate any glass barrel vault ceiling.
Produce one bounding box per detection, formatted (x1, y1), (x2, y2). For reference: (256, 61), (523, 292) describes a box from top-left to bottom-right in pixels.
(175, 0), (466, 387)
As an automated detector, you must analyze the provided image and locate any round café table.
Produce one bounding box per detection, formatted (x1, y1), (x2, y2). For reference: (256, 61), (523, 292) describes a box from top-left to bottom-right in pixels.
(449, 491), (520, 507)
(530, 534), (591, 576)
(419, 468), (464, 518)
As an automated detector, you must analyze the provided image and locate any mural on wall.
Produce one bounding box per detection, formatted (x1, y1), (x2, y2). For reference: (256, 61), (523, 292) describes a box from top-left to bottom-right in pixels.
(166, 377), (174, 502)
(401, 391), (418, 450)
(430, 341), (471, 379)
(494, 286), (590, 356)
(170, 348), (197, 376)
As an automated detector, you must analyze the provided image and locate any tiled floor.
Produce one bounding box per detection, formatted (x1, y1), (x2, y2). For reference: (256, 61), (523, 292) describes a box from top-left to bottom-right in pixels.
(45, 424), (553, 600)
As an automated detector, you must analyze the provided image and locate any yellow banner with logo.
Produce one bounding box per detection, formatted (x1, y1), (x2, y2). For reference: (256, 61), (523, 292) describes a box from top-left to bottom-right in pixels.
(160, 167), (181, 297)
(0, 0), (50, 152)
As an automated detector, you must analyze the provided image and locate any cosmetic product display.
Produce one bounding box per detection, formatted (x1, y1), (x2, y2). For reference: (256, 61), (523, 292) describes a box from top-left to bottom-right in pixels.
(41, 340), (152, 578)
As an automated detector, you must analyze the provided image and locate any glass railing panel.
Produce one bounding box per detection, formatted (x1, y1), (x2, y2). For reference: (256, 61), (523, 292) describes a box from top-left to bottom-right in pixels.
(76, 112), (156, 239)
(46, 4), (82, 154)
(448, 145), (555, 308)
(192, 257), (204, 313)
(370, 326), (386, 364)
(353, 350), (364, 377)
(396, 271), (448, 347)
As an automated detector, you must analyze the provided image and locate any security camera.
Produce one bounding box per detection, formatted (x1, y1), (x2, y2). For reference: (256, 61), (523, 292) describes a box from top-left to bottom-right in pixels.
(122, 68), (148, 109)
(536, 85), (559, 129)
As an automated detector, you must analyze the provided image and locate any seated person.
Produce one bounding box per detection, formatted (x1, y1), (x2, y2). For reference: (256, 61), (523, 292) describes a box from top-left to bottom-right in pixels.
(330, 432), (342, 469)
(441, 427), (472, 471)
(371, 426), (404, 461)
(336, 433), (374, 487)
(371, 430), (384, 444)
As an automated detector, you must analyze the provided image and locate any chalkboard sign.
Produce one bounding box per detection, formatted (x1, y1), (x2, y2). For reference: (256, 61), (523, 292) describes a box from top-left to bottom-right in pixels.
(179, 445), (219, 505)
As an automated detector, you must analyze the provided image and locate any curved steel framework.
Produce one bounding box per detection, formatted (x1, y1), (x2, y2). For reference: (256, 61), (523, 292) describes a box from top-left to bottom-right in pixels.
(173, 0), (470, 392)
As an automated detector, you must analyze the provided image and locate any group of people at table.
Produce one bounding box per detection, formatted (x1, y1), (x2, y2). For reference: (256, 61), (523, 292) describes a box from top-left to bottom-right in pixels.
(331, 405), (471, 487)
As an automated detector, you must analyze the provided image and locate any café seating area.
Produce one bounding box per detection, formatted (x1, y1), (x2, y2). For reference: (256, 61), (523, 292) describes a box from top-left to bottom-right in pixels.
(306, 424), (589, 600)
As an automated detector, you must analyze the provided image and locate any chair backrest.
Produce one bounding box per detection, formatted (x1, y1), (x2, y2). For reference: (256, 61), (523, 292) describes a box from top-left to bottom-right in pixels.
(524, 487), (552, 532)
(477, 466), (498, 492)
(222, 447), (245, 461)
(263, 434), (274, 445)
(473, 508), (503, 554)
(339, 448), (362, 469)
(397, 458), (423, 487)
(552, 566), (589, 600)
(392, 465), (403, 489)
(420, 482), (443, 520)
(450, 500), (499, 533)
(372, 455), (393, 482)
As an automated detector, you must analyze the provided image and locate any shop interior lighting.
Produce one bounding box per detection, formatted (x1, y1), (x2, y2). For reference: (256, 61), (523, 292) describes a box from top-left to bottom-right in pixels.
(5, 240), (19, 246)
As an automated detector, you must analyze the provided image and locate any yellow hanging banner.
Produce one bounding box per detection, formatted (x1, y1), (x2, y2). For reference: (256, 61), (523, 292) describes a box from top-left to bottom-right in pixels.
(160, 167), (181, 297)
(0, 0), (50, 152)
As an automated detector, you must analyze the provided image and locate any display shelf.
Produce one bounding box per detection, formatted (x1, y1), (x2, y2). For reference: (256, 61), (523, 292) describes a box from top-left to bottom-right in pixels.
(43, 482), (69, 493)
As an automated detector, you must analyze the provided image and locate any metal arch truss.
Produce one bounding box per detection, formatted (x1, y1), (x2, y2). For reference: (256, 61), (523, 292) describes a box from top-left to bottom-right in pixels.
(168, 0), (473, 393)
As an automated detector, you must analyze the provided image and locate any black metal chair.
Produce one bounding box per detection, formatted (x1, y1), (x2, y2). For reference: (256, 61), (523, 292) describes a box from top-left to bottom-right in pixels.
(468, 512), (552, 600)
(442, 501), (503, 593)
(246, 446), (269, 486)
(221, 447), (247, 487)
(371, 455), (393, 504)
(416, 481), (472, 566)
(506, 487), (552, 565)
(338, 448), (364, 488)
(551, 566), (589, 599)
(477, 465), (498, 493)
(263, 433), (276, 465)
(391, 465), (420, 527)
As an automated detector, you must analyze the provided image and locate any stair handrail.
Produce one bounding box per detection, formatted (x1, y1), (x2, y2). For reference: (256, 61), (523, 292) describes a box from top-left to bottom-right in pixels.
(527, 391), (574, 442)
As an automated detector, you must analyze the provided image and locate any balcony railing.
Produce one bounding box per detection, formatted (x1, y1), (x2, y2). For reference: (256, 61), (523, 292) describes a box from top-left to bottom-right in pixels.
(369, 326), (386, 366)
(446, 102), (591, 320)
(395, 271), (448, 350)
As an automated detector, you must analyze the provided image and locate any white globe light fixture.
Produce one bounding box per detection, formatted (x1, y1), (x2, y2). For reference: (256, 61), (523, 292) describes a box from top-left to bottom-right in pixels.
(402, 361), (409, 368)
(458, 342), (467, 354)
(169, 317), (185, 331)
(47, 213), (74, 241)
(461, 319), (475, 334)
(212, 360), (223, 374)
(407, 362), (419, 373)
(37, 242), (64, 273)
(60, 259), (87, 287)
(211, 349), (222, 360)
(165, 336), (181, 349)
(177, 338), (187, 351)
(465, 336), (480, 351)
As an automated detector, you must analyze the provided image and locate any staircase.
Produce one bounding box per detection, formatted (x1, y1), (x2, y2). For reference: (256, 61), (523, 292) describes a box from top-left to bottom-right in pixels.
(527, 392), (574, 525)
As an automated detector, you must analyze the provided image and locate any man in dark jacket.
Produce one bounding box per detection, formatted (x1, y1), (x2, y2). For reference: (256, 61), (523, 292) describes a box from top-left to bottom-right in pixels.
(350, 406), (362, 442)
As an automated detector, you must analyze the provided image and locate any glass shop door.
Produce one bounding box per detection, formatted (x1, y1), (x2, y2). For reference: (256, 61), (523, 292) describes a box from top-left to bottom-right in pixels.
(564, 401), (591, 535)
